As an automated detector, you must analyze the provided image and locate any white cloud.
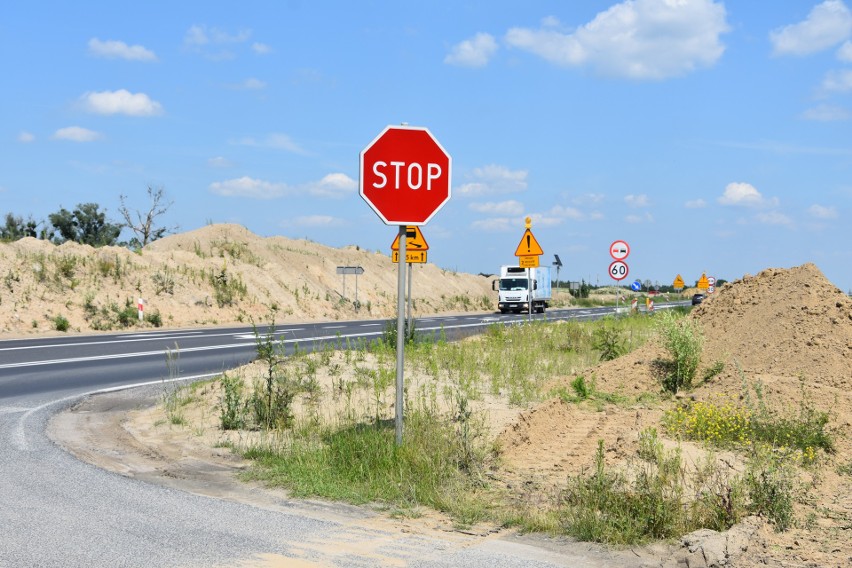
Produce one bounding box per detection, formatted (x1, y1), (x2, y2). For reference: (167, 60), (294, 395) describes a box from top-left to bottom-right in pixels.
(685, 198), (707, 208)
(527, 213), (563, 228)
(235, 78), (266, 90)
(755, 211), (793, 226)
(770, 0), (852, 56)
(549, 205), (585, 220)
(184, 25), (252, 60)
(624, 194), (650, 208)
(209, 173), (355, 200)
(291, 215), (344, 227)
(185, 25), (251, 46)
(626, 212), (654, 223)
(52, 126), (102, 142)
(207, 156), (234, 168)
(88, 38), (157, 61)
(307, 173), (357, 198)
(234, 133), (305, 154)
(504, 0), (729, 80)
(18, 131), (35, 143)
(839, 40), (852, 61)
(802, 103), (850, 121)
(571, 193), (605, 205)
(469, 200), (524, 215)
(209, 176), (290, 199)
(718, 182), (777, 207)
(457, 164), (528, 196)
(252, 42), (272, 55)
(444, 33), (498, 67)
(809, 204), (838, 219)
(80, 89), (163, 116)
(471, 218), (516, 232)
(821, 69), (852, 93)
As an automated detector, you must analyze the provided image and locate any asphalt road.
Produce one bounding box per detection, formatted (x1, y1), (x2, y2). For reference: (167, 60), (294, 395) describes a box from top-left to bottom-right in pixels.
(0, 306), (681, 567)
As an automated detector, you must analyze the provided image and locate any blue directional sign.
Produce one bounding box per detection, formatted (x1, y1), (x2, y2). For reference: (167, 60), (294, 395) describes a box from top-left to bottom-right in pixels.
(630, 280), (642, 292)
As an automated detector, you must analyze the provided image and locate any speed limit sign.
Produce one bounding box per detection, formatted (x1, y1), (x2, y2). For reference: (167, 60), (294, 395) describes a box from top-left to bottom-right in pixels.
(609, 260), (629, 281)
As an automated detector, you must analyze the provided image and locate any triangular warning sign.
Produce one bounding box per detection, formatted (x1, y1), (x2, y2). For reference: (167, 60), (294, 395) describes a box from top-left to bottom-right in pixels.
(390, 226), (429, 251)
(514, 229), (543, 257)
(696, 273), (709, 290)
(673, 274), (685, 288)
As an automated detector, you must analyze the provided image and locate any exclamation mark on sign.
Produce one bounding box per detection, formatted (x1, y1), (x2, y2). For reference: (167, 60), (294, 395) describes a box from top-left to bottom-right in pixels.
(526, 234), (531, 253)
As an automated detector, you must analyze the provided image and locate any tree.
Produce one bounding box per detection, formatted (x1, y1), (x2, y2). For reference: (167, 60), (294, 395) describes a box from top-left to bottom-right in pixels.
(48, 203), (122, 247)
(0, 213), (41, 241)
(119, 186), (178, 248)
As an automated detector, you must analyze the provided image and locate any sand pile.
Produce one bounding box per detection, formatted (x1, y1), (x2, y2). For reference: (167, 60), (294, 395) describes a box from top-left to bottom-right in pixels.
(0, 224), (495, 335)
(496, 263), (852, 482)
(694, 263), (852, 388)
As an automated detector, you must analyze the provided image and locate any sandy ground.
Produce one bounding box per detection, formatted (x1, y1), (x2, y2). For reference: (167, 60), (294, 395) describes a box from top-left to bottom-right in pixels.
(10, 227), (851, 566)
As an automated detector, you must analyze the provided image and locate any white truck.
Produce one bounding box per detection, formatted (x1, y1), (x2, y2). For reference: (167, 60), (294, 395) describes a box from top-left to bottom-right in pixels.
(493, 265), (552, 314)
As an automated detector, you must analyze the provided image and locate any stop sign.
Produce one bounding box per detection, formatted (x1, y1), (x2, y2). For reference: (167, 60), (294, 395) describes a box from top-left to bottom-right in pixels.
(360, 125), (451, 225)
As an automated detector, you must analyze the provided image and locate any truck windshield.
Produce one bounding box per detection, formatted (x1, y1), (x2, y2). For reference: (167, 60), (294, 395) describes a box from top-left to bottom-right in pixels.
(499, 278), (528, 291)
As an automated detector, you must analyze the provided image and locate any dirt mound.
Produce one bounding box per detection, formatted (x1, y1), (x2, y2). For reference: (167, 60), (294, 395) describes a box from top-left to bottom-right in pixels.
(693, 263), (852, 388)
(0, 224), (495, 336)
(496, 262), (852, 487)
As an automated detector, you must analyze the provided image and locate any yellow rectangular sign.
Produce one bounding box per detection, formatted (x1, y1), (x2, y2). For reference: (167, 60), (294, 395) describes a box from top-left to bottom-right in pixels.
(518, 255), (539, 268)
(392, 250), (427, 264)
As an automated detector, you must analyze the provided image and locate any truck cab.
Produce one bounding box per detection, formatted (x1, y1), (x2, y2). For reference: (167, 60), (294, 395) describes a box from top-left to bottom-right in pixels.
(493, 265), (551, 314)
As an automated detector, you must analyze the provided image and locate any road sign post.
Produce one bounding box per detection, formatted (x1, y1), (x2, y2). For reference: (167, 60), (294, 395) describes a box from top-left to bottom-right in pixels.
(336, 266), (365, 309)
(609, 241), (630, 314)
(514, 217), (543, 322)
(360, 125), (451, 445)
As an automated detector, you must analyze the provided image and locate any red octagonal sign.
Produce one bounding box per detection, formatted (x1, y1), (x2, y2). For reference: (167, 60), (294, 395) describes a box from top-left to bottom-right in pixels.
(360, 125), (452, 226)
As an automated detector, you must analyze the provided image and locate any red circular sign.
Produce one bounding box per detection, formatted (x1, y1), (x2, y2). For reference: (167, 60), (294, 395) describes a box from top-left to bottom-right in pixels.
(610, 240), (630, 260)
(609, 260), (629, 281)
(360, 125), (451, 225)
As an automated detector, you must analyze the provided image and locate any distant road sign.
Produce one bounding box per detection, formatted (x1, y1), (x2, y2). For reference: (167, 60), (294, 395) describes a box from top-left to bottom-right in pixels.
(697, 273), (710, 290)
(673, 274), (685, 289)
(336, 266), (364, 275)
(391, 226), (429, 251)
(519, 255), (540, 268)
(610, 240), (630, 261)
(609, 260), (629, 281)
(392, 250), (427, 263)
(631, 280), (641, 291)
(514, 229), (544, 257)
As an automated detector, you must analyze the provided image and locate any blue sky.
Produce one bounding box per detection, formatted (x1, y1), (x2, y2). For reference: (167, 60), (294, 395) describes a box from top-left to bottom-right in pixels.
(2, 1), (851, 291)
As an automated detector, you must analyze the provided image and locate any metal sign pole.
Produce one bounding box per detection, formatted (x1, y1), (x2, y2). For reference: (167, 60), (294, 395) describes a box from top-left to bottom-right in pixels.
(407, 262), (412, 325)
(528, 272), (532, 323)
(355, 272), (359, 311)
(395, 226), (406, 445)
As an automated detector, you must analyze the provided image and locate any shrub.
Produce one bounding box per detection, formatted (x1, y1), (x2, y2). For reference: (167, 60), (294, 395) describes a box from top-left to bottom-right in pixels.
(655, 311), (703, 393)
(664, 389), (833, 464)
(219, 373), (247, 430)
(745, 446), (795, 531)
(591, 322), (625, 361)
(146, 309), (163, 328)
(380, 317), (417, 347)
(560, 434), (745, 544)
(571, 375), (591, 400)
(53, 315), (70, 332)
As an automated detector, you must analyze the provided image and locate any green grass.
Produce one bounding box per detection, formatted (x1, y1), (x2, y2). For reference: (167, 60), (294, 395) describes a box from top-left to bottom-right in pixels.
(557, 435), (746, 544)
(188, 311), (811, 542)
(242, 409), (492, 524)
(664, 388), (834, 464)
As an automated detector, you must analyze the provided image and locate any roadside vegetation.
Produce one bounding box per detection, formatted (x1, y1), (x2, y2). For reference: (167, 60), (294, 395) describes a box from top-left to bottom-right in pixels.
(160, 308), (835, 544)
